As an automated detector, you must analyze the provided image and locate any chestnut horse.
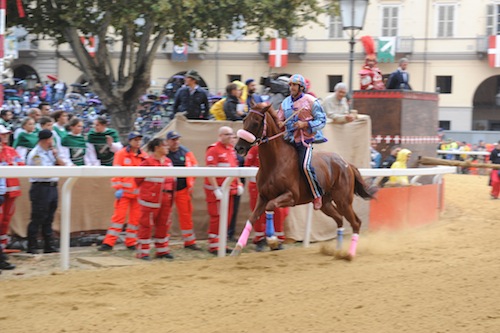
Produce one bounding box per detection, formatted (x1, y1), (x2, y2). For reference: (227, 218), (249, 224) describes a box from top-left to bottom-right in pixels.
(233, 103), (376, 259)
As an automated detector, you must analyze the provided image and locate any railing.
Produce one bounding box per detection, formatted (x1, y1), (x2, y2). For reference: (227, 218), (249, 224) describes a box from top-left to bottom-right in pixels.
(0, 165), (456, 270)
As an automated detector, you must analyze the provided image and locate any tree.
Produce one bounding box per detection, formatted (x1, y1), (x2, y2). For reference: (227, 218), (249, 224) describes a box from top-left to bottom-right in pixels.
(7, 0), (325, 141)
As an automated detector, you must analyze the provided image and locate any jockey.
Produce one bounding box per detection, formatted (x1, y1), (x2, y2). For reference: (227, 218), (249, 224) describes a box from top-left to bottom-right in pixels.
(277, 74), (326, 210)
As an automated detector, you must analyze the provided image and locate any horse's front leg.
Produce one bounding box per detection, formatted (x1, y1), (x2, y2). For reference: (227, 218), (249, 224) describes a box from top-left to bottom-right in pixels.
(230, 195), (268, 256)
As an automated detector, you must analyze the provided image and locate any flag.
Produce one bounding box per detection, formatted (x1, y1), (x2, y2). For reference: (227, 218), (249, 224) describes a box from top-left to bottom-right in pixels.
(172, 43), (188, 62)
(80, 36), (96, 57)
(488, 35), (500, 68)
(269, 38), (288, 68)
(377, 37), (396, 63)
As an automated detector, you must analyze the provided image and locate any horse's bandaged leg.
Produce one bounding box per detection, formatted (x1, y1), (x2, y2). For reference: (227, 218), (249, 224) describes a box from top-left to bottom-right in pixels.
(336, 227), (344, 251)
(348, 233), (359, 257)
(237, 221), (253, 248)
(265, 211), (275, 237)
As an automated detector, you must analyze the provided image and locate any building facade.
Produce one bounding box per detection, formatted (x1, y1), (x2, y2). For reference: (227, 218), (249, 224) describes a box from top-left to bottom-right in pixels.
(9, 0), (500, 131)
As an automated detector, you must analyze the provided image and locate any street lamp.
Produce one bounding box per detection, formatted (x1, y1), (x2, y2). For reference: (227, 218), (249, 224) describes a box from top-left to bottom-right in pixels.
(340, 0), (369, 94)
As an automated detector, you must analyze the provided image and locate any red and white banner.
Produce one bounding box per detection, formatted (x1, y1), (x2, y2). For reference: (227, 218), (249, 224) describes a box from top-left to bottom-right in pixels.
(269, 38), (288, 68)
(372, 135), (441, 144)
(488, 35), (500, 68)
(80, 36), (96, 57)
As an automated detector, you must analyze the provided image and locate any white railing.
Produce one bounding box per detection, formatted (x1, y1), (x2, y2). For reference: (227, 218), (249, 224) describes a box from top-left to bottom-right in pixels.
(0, 165), (456, 270)
(436, 150), (490, 156)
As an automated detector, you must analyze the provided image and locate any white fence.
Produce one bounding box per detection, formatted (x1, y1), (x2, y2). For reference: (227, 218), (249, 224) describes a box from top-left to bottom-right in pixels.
(0, 165), (456, 270)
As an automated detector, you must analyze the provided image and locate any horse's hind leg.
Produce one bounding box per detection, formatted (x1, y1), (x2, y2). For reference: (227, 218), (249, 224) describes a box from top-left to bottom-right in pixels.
(336, 202), (362, 257)
(320, 199), (346, 250)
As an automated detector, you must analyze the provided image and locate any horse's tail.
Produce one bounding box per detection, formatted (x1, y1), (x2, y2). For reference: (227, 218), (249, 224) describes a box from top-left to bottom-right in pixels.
(351, 164), (378, 199)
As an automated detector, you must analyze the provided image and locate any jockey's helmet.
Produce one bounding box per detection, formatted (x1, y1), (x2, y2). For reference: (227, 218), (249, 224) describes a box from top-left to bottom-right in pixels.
(289, 74), (306, 89)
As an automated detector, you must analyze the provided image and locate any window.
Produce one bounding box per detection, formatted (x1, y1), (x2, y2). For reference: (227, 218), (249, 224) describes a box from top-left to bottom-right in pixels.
(439, 121), (451, 131)
(436, 76), (452, 94)
(486, 4), (500, 35)
(228, 75), (241, 83)
(328, 15), (343, 39)
(436, 4), (455, 37)
(381, 6), (399, 37)
(328, 75), (343, 92)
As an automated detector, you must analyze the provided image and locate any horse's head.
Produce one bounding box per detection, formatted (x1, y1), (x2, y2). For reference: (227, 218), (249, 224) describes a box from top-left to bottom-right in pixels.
(235, 102), (272, 156)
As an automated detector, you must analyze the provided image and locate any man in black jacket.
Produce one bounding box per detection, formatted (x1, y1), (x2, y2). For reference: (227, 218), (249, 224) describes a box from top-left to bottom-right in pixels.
(386, 58), (412, 90)
(173, 69), (210, 120)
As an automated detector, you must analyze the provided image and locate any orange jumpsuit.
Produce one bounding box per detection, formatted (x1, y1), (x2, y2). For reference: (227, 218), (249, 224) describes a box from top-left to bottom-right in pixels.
(0, 144), (23, 250)
(102, 146), (147, 248)
(135, 156), (175, 259)
(244, 146), (288, 244)
(167, 146), (198, 247)
(204, 141), (238, 253)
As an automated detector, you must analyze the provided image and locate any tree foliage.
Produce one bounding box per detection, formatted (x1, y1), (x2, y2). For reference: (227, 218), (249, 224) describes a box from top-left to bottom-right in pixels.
(7, 0), (327, 139)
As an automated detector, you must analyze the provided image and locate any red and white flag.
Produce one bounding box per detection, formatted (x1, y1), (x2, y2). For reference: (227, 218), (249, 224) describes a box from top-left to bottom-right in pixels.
(269, 38), (288, 68)
(80, 36), (96, 57)
(488, 35), (500, 67)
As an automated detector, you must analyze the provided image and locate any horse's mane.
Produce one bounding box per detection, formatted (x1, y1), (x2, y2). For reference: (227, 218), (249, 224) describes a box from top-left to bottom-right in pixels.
(252, 102), (280, 132)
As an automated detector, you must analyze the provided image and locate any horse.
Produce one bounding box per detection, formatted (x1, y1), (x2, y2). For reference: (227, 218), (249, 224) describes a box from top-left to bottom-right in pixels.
(232, 103), (377, 259)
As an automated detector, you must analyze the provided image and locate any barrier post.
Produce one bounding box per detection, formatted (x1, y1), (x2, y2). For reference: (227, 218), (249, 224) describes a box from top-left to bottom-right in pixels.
(218, 177), (234, 257)
(60, 178), (78, 270)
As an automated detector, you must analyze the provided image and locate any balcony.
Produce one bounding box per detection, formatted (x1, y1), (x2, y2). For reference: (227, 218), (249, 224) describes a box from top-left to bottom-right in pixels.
(396, 36), (414, 54)
(476, 35), (489, 54)
(160, 39), (204, 54)
(258, 37), (307, 55)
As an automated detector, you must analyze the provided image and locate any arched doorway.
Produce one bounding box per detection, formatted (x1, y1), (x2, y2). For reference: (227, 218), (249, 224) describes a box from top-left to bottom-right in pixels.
(472, 76), (500, 131)
(12, 64), (39, 89)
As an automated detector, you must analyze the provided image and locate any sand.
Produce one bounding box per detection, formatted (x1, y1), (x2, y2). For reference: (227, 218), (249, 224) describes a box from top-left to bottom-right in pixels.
(1, 174), (499, 333)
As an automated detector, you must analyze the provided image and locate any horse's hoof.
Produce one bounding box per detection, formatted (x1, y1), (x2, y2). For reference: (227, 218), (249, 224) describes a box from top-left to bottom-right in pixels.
(230, 246), (242, 256)
(266, 236), (280, 250)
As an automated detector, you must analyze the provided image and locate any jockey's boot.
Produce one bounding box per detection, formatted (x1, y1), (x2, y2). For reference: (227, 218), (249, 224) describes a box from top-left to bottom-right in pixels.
(313, 197), (323, 210)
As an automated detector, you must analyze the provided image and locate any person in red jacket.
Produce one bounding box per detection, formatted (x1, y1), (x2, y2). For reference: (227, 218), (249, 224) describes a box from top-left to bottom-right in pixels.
(0, 125), (23, 251)
(359, 36), (385, 91)
(99, 131), (147, 251)
(135, 138), (176, 260)
(204, 126), (244, 254)
(244, 145), (289, 251)
(166, 130), (202, 251)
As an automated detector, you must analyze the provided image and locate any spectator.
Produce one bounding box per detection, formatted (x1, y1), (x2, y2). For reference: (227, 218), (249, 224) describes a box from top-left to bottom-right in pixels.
(204, 126), (242, 254)
(245, 78), (263, 109)
(223, 83), (245, 121)
(26, 130), (65, 254)
(386, 57), (412, 90)
(489, 141), (500, 200)
(379, 145), (401, 187)
(228, 133), (245, 242)
(51, 110), (68, 145)
(38, 102), (52, 117)
(359, 36), (385, 90)
(173, 69), (210, 120)
(389, 148), (412, 186)
(165, 131), (202, 251)
(59, 118), (93, 166)
(86, 116), (123, 166)
(99, 131), (147, 251)
(13, 117), (38, 162)
(321, 82), (356, 124)
(0, 176), (15, 271)
(0, 109), (14, 132)
(0, 126), (23, 253)
(370, 138), (382, 168)
(14, 108), (41, 140)
(135, 138), (175, 260)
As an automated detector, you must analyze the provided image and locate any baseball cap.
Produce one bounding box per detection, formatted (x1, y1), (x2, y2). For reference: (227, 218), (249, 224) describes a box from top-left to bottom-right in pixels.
(245, 78), (255, 85)
(128, 131), (143, 140)
(0, 125), (11, 134)
(166, 131), (181, 140)
(38, 129), (53, 140)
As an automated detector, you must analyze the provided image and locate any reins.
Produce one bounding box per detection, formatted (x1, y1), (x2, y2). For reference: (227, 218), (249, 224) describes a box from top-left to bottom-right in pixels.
(248, 108), (301, 145)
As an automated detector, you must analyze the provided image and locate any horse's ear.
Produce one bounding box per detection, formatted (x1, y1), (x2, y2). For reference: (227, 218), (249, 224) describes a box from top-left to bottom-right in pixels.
(249, 99), (257, 109)
(262, 103), (272, 113)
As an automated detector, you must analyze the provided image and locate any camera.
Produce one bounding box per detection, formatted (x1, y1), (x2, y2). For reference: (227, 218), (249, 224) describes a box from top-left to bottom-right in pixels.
(260, 76), (290, 96)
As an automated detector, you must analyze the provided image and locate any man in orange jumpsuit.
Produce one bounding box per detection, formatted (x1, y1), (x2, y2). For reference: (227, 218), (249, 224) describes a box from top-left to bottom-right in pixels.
(244, 145), (289, 251)
(135, 138), (175, 260)
(166, 131), (202, 251)
(204, 126), (244, 255)
(0, 125), (23, 251)
(99, 131), (147, 251)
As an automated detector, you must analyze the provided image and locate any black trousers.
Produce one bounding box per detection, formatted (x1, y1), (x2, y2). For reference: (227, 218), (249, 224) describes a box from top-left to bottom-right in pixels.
(27, 183), (59, 240)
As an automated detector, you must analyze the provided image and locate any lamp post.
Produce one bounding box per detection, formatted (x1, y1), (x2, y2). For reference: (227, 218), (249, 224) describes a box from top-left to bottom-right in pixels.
(340, 0), (369, 94)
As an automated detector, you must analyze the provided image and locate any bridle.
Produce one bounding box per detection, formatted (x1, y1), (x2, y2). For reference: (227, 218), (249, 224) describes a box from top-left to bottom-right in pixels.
(237, 109), (285, 146)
